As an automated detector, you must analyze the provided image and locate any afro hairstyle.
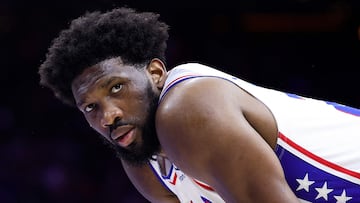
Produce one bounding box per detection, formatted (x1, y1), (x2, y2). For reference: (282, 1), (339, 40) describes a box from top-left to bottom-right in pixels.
(38, 7), (169, 106)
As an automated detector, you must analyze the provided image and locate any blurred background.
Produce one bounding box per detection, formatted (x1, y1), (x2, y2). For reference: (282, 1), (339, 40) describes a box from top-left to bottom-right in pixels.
(1, 0), (359, 202)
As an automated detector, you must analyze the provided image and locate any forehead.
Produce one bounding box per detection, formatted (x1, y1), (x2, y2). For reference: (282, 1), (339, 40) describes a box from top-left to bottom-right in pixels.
(74, 58), (125, 85)
(71, 57), (143, 98)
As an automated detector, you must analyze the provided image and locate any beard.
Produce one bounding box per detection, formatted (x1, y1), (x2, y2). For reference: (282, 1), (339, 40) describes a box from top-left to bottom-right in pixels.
(102, 85), (161, 166)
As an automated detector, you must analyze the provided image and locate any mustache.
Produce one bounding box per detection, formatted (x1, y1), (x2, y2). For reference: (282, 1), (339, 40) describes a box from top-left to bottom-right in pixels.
(106, 117), (127, 136)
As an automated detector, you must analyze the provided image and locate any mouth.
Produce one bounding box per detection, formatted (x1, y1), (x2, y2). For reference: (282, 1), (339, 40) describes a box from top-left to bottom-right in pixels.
(110, 125), (136, 148)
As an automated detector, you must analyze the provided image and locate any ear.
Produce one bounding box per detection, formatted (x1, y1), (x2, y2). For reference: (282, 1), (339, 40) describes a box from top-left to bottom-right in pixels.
(146, 58), (167, 89)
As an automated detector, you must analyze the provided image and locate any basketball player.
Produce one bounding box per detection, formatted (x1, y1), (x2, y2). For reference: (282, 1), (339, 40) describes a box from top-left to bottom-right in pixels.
(38, 7), (360, 203)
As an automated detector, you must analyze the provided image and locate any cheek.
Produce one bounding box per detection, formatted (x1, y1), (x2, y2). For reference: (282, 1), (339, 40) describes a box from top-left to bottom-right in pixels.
(131, 96), (151, 114)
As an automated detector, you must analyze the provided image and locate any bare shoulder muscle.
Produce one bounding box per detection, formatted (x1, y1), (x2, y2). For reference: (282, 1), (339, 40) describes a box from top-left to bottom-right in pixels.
(156, 77), (298, 202)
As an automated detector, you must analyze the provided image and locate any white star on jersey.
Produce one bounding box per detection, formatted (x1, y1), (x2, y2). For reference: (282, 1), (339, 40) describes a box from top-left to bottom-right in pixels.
(334, 190), (352, 203)
(315, 182), (333, 200)
(296, 173), (315, 192)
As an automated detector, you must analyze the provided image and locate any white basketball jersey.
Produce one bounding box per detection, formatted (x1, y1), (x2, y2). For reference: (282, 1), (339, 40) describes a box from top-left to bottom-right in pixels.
(150, 63), (360, 203)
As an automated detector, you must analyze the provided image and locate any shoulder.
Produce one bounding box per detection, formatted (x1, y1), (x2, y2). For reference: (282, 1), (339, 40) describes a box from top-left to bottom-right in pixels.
(155, 74), (246, 171)
(157, 74), (242, 121)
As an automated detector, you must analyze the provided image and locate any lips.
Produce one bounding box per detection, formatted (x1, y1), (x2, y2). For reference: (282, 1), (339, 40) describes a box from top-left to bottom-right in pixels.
(110, 125), (136, 148)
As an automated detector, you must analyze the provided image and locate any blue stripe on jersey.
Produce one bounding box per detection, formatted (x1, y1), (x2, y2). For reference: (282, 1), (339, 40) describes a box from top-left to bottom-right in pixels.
(148, 162), (174, 194)
(160, 75), (236, 103)
(276, 144), (360, 202)
(325, 101), (360, 117)
(285, 92), (360, 117)
(286, 93), (304, 99)
(159, 75), (200, 103)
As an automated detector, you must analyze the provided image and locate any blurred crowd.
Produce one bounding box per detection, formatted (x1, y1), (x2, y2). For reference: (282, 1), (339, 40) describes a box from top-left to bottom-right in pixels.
(1, 0), (359, 202)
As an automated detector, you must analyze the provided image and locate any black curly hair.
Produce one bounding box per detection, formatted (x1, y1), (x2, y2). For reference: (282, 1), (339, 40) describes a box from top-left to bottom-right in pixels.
(38, 7), (169, 106)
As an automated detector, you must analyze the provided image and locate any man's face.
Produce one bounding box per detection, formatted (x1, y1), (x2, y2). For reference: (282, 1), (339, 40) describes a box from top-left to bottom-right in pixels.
(71, 57), (164, 165)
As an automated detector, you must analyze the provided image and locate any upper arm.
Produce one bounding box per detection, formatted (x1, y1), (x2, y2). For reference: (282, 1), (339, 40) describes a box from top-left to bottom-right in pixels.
(156, 77), (298, 202)
(121, 159), (180, 203)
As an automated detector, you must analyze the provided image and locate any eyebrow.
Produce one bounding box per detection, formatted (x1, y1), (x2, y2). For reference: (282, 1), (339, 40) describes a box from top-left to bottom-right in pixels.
(76, 77), (119, 107)
(99, 77), (117, 89)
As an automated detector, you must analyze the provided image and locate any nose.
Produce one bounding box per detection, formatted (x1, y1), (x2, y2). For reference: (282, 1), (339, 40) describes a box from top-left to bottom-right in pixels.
(100, 103), (123, 128)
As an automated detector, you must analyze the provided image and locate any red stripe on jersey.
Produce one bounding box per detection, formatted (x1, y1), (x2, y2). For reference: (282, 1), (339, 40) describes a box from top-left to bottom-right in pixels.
(193, 179), (215, 191)
(279, 132), (360, 179)
(163, 74), (198, 92)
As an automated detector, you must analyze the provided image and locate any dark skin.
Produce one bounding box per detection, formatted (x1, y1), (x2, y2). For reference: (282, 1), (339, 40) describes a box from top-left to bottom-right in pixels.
(71, 57), (299, 202)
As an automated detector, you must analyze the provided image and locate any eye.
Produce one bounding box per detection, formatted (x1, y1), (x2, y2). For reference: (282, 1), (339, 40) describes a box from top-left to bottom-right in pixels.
(111, 83), (123, 93)
(84, 103), (96, 113)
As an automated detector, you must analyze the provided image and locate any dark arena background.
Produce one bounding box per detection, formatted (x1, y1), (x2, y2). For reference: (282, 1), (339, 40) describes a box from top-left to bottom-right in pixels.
(1, 0), (359, 202)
